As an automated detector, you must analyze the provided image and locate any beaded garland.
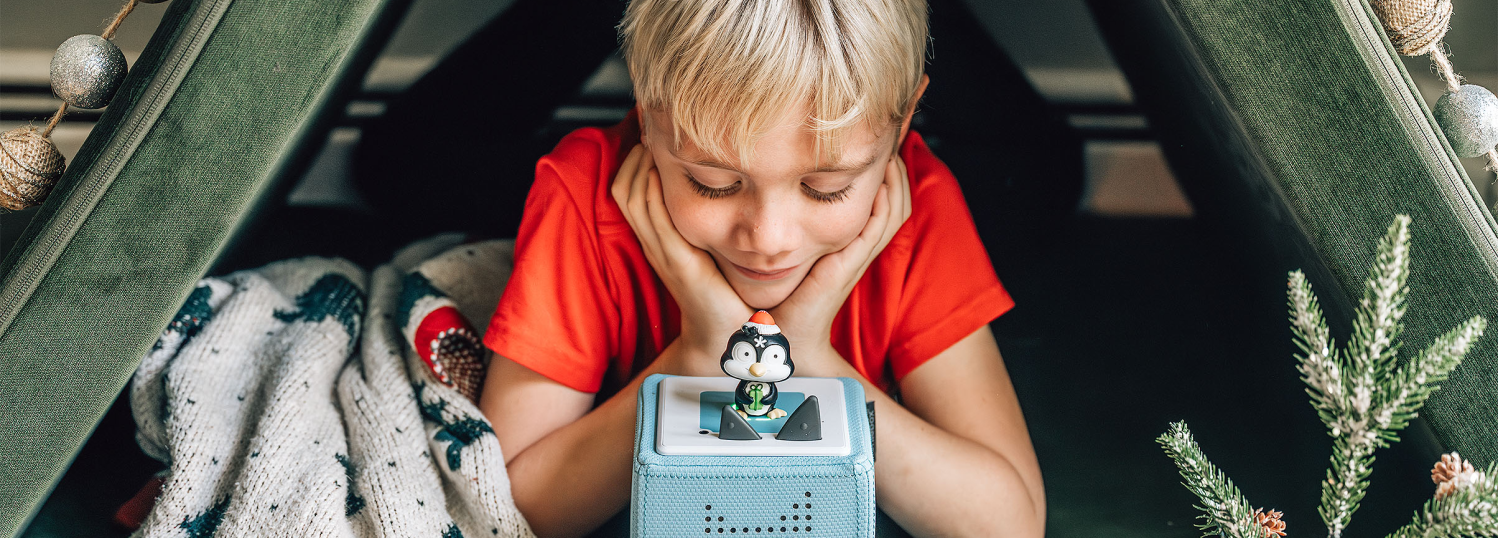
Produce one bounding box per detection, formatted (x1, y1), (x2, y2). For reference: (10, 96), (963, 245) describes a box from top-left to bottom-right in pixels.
(1370, 0), (1498, 175)
(0, 0), (166, 211)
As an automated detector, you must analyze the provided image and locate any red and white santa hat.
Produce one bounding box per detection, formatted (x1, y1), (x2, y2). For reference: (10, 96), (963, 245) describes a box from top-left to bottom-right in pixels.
(743, 310), (781, 335)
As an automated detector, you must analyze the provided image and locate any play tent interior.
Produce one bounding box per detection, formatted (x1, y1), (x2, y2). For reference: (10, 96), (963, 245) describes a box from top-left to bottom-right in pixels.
(1, 0), (1494, 535)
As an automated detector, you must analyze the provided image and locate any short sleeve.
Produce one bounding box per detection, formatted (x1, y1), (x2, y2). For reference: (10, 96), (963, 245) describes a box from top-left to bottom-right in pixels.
(885, 146), (1015, 383)
(484, 154), (619, 393)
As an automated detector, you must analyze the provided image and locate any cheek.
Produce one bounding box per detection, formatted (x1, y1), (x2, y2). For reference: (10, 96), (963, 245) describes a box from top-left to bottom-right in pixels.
(661, 182), (729, 250)
(800, 194), (878, 253)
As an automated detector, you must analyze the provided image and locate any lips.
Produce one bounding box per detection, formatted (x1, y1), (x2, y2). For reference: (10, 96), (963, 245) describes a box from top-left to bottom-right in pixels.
(731, 262), (795, 281)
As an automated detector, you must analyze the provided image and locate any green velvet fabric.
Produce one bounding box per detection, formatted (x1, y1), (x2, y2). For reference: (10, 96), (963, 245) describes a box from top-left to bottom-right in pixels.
(0, 0), (407, 533)
(1089, 0), (1498, 465)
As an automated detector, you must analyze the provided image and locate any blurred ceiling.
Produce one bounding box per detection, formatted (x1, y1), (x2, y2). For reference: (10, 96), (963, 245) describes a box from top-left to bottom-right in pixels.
(1, 0), (1491, 102)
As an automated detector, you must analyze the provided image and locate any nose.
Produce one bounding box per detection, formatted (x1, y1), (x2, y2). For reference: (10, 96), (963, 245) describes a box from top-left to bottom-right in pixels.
(736, 195), (800, 260)
(749, 363), (767, 377)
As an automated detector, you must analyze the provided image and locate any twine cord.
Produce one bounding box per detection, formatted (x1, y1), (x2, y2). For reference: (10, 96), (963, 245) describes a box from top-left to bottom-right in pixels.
(1427, 44), (1463, 94)
(101, 0), (139, 40)
(41, 102), (68, 138)
(40, 0), (140, 140)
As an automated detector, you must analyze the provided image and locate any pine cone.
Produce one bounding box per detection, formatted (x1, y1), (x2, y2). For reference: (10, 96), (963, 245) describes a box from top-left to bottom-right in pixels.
(1253, 508), (1287, 538)
(1432, 452), (1475, 484)
(1431, 452), (1487, 500)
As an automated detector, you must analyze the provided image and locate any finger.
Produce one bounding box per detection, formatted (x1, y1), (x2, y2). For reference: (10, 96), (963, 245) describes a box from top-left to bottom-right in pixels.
(643, 169), (694, 259)
(629, 147), (653, 221)
(887, 156), (910, 244)
(612, 145), (644, 208)
(873, 156), (908, 250)
(865, 182), (897, 268)
(806, 182), (890, 296)
(614, 147), (653, 239)
(614, 146), (650, 242)
(832, 182), (891, 275)
(631, 163), (672, 271)
(897, 155), (911, 221)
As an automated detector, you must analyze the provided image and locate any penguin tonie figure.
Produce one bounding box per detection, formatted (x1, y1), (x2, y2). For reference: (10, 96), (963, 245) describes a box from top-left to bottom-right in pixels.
(721, 310), (794, 419)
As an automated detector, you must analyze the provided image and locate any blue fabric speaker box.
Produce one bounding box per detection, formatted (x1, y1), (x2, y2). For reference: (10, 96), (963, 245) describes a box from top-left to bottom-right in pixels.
(631, 374), (875, 537)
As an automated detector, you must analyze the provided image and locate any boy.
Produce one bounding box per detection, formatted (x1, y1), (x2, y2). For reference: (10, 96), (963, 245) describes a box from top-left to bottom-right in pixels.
(479, 0), (1045, 536)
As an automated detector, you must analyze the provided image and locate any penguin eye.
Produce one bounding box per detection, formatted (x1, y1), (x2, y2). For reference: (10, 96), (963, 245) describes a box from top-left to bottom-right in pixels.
(762, 345), (787, 366)
(732, 342), (755, 363)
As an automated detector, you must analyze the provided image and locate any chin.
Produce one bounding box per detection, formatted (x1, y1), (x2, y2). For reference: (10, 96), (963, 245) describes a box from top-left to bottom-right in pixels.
(731, 282), (794, 311)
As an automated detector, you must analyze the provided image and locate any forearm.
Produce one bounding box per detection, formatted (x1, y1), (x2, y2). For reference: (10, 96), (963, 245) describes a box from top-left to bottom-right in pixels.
(809, 355), (1045, 537)
(864, 380), (1044, 537)
(502, 343), (677, 538)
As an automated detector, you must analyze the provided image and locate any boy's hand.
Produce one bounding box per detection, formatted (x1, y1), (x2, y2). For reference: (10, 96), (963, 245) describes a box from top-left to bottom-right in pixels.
(771, 155), (912, 375)
(611, 144), (753, 375)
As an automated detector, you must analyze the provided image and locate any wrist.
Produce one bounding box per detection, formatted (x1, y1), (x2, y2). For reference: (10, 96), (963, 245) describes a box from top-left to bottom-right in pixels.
(656, 337), (724, 378)
(794, 341), (856, 379)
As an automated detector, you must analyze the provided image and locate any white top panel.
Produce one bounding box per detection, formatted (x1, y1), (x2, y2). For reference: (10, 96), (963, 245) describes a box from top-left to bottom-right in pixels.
(656, 376), (851, 457)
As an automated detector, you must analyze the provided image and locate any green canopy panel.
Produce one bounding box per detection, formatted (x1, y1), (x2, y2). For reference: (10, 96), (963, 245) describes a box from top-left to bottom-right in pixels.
(1087, 0), (1498, 463)
(0, 0), (411, 534)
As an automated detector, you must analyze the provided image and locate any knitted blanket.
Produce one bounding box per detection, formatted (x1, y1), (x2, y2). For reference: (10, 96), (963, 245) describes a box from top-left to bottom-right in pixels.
(129, 234), (535, 538)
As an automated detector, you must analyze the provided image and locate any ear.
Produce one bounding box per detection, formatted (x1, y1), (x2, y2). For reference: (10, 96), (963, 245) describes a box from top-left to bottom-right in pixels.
(896, 73), (931, 148)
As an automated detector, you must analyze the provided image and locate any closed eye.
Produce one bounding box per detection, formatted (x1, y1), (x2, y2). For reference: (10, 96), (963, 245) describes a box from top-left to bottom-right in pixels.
(690, 172), (854, 204)
(687, 174), (739, 199)
(802, 182), (853, 204)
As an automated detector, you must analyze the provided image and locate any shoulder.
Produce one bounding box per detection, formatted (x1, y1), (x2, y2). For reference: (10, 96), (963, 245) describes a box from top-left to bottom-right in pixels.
(888, 130), (976, 251)
(529, 109), (642, 226)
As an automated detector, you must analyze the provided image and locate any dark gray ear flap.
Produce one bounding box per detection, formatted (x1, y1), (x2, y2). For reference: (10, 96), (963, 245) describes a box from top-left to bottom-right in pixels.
(777, 396), (822, 441)
(719, 405), (761, 440)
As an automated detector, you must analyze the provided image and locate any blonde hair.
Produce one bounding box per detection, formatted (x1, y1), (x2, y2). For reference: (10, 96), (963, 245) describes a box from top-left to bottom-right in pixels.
(619, 0), (929, 167)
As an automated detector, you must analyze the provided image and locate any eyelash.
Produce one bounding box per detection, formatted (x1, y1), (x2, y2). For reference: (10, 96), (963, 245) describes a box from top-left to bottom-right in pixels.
(686, 174), (853, 204)
(803, 182), (854, 204)
(686, 175), (738, 199)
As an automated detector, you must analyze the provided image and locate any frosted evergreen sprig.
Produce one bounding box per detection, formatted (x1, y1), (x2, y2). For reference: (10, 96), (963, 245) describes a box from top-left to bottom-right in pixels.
(1379, 316), (1486, 442)
(1288, 215), (1488, 537)
(1158, 422), (1265, 538)
(1163, 215), (1490, 538)
(1387, 462), (1498, 538)
(1290, 270), (1344, 436)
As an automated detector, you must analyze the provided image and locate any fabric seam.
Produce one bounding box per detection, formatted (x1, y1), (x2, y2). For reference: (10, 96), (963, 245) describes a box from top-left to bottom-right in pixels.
(0, 0), (234, 338)
(1336, 0), (1498, 282)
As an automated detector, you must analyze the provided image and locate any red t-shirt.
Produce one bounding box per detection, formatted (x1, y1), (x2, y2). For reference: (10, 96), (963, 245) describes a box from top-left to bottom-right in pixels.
(484, 108), (1013, 396)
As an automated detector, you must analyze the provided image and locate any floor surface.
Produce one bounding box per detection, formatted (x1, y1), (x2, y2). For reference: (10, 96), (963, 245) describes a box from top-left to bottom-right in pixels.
(22, 215), (1447, 537)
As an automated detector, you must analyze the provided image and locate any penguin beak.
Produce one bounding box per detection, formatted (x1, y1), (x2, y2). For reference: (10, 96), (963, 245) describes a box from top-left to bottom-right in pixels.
(749, 363), (767, 377)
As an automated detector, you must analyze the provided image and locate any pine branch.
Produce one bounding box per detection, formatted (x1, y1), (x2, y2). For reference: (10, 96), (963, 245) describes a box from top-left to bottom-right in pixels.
(1159, 422), (1264, 538)
(1321, 433), (1379, 537)
(1313, 215), (1419, 538)
(1290, 270), (1346, 431)
(1375, 316), (1487, 444)
(1166, 215), (1488, 538)
(1386, 462), (1498, 538)
(1349, 215), (1411, 392)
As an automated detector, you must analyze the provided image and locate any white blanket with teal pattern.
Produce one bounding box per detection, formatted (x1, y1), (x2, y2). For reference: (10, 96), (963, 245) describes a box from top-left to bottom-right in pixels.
(130, 234), (533, 538)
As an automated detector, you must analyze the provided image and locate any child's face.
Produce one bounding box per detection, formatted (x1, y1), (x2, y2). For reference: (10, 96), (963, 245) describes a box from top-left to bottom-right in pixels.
(640, 106), (901, 310)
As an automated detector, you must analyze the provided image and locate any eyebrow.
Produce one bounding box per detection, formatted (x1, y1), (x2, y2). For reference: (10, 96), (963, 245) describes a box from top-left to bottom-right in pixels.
(675, 149), (882, 174)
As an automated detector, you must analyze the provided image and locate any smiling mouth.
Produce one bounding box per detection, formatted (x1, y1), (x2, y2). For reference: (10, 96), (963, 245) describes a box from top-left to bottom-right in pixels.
(732, 263), (795, 281)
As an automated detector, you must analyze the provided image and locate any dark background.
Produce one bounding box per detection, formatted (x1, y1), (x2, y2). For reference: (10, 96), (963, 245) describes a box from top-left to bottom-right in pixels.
(2, 0), (1495, 536)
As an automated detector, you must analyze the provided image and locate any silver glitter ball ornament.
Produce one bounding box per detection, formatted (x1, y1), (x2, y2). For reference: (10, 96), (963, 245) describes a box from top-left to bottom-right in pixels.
(1433, 84), (1498, 158)
(51, 34), (128, 110)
